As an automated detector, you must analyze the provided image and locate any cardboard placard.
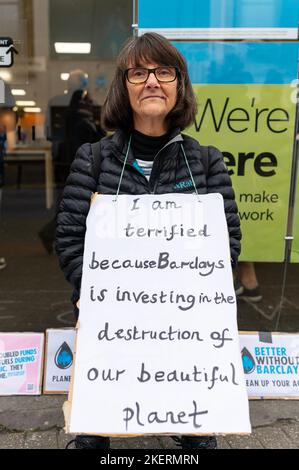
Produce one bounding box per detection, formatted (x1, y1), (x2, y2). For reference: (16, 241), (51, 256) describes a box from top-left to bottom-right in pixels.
(0, 332), (44, 395)
(65, 193), (251, 436)
(43, 328), (76, 394)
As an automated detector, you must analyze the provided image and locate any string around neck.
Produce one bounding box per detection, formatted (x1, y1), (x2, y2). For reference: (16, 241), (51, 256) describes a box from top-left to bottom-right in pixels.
(180, 144), (201, 202)
(113, 137), (201, 203)
(113, 134), (132, 202)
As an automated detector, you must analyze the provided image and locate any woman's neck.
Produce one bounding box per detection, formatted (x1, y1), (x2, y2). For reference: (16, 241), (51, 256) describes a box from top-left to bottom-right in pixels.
(133, 116), (168, 136)
(132, 129), (170, 160)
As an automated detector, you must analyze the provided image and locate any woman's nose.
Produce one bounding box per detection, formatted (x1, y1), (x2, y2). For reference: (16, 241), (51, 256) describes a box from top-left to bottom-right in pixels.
(145, 71), (160, 87)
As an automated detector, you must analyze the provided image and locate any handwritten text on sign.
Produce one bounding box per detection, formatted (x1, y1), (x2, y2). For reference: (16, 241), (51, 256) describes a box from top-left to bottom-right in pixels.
(68, 194), (251, 435)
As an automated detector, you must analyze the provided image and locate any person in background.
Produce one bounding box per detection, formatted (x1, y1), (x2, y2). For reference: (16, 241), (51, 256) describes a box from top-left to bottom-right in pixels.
(55, 89), (106, 186)
(45, 69), (89, 141)
(44, 70), (91, 197)
(0, 124), (7, 270)
(56, 33), (241, 450)
(39, 89), (105, 253)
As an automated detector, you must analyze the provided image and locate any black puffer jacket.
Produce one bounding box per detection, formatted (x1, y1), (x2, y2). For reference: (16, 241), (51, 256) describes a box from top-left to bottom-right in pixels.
(56, 128), (241, 308)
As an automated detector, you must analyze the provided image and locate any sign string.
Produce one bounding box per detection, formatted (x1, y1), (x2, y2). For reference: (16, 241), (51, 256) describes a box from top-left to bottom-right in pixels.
(113, 134), (132, 202)
(113, 135), (201, 203)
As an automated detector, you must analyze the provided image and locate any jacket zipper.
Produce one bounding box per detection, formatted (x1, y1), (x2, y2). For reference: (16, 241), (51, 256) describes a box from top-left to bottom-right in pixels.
(149, 134), (184, 194)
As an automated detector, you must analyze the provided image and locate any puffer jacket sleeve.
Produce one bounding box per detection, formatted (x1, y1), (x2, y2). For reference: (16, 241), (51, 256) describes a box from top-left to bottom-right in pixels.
(205, 145), (241, 267)
(55, 143), (96, 292)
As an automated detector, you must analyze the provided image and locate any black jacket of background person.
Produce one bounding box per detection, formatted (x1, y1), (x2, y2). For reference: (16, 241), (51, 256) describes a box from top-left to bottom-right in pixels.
(65, 92), (105, 161)
(55, 90), (105, 185)
(56, 128), (241, 317)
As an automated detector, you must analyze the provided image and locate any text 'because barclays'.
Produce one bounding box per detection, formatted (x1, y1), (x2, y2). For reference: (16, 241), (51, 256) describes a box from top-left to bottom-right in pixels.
(89, 251), (225, 277)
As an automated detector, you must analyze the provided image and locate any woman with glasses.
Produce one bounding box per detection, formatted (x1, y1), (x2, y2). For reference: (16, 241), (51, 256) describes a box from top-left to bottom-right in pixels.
(56, 33), (241, 450)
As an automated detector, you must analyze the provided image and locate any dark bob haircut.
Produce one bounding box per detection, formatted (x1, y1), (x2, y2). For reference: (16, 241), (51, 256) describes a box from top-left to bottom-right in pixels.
(102, 33), (197, 132)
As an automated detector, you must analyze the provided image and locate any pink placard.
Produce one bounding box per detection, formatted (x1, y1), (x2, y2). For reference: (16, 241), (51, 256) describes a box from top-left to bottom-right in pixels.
(0, 333), (44, 395)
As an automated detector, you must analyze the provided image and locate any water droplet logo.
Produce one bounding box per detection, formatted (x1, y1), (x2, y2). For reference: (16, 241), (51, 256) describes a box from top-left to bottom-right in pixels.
(241, 347), (256, 374)
(55, 342), (73, 369)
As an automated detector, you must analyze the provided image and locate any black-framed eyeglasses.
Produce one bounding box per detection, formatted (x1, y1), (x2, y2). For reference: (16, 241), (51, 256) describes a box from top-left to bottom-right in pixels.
(125, 66), (178, 84)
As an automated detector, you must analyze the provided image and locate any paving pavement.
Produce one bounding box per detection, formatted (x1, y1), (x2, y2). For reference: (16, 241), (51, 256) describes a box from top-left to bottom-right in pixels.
(0, 395), (298, 449)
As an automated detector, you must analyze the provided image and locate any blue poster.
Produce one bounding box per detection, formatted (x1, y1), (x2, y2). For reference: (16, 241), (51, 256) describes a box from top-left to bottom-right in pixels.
(174, 42), (299, 84)
(139, 0), (299, 28)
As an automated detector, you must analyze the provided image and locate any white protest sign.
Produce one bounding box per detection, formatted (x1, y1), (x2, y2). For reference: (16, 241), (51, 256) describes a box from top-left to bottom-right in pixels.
(67, 193), (251, 435)
(43, 329), (76, 394)
(240, 332), (299, 398)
